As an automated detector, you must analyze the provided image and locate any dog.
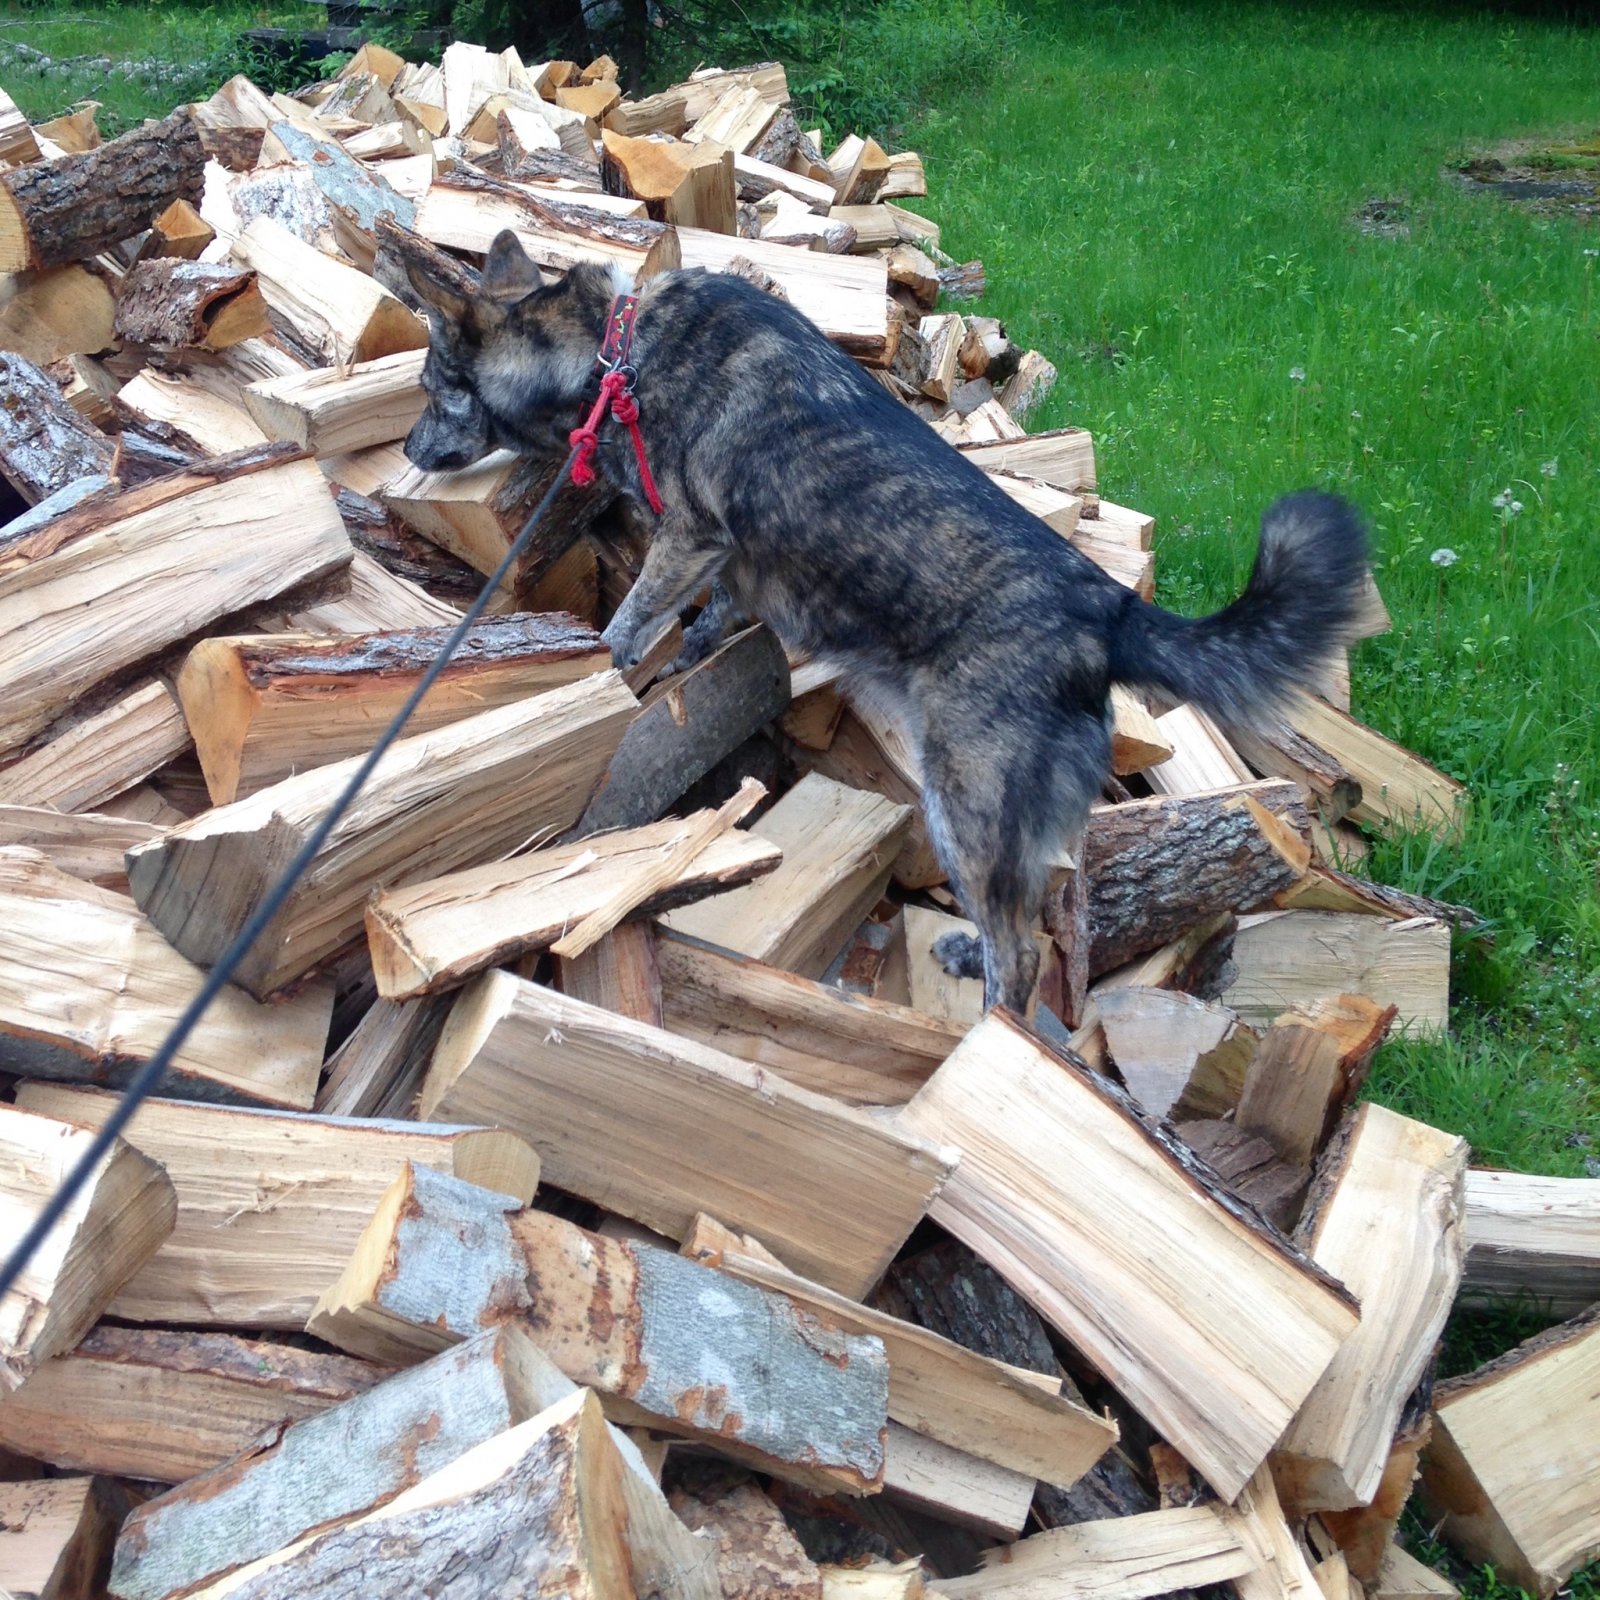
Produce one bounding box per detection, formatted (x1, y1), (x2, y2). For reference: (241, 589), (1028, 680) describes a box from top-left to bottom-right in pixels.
(396, 225), (1372, 1014)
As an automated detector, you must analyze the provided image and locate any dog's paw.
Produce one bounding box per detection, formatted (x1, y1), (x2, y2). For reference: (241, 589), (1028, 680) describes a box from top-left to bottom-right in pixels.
(600, 621), (641, 672)
(932, 930), (985, 980)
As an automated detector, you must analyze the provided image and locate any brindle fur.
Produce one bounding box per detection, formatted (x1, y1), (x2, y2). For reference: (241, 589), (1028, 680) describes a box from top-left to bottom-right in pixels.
(398, 228), (1372, 1013)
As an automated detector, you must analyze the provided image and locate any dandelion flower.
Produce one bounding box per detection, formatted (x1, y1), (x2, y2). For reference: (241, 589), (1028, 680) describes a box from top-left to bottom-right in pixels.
(1431, 548), (1459, 567)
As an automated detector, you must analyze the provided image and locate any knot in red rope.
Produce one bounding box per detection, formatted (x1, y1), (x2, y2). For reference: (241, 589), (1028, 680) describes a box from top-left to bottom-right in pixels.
(566, 297), (665, 515)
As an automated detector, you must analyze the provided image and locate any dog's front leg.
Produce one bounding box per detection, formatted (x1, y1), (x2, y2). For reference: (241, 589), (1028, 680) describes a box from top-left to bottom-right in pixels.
(602, 515), (727, 671)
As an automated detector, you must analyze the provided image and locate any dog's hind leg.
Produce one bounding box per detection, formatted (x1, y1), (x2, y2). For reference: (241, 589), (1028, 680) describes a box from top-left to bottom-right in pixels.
(920, 704), (1109, 1014)
(602, 510), (728, 670)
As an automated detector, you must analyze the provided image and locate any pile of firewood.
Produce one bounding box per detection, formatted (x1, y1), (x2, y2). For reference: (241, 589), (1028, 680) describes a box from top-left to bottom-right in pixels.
(0, 37), (1596, 1600)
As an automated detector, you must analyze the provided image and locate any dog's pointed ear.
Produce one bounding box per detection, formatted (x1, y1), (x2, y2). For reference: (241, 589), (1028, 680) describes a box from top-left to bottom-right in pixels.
(481, 230), (543, 306)
(404, 257), (472, 324)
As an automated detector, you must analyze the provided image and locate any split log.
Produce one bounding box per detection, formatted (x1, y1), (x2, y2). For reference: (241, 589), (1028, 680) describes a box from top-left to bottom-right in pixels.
(315, 995), (452, 1118)
(257, 122), (416, 260)
(287, 548), (462, 634)
(243, 349), (425, 455)
(1264, 691), (1465, 842)
(0, 353), (114, 505)
(419, 968), (954, 1295)
(883, 1425), (1035, 1539)
(414, 169), (682, 279)
(1318, 1401), (1433, 1582)
(602, 130), (738, 234)
(555, 919), (665, 1024)
(0, 264), (117, 367)
(0, 86), (40, 165)
(1047, 779), (1312, 979)
(1227, 717), (1363, 824)
(127, 671), (638, 997)
(1460, 1168), (1600, 1316)
(309, 1161), (890, 1494)
(1419, 1306), (1600, 1597)
(957, 426), (1097, 492)
(178, 1389), (717, 1600)
(0, 109), (204, 273)
(176, 613), (607, 804)
(367, 800), (781, 999)
(12, 1081), (539, 1329)
(108, 1327), (585, 1600)
(688, 84), (779, 154)
(0, 850), (331, 1108)
(1095, 986), (1257, 1120)
(232, 214), (428, 364)
(1224, 910), (1450, 1034)
(1236, 994), (1396, 1170)
(576, 625), (793, 834)
(0, 679), (190, 812)
(931, 1506), (1252, 1599)
(0, 1477), (133, 1600)
(0, 1325), (385, 1483)
(0, 445), (352, 762)
(897, 1010), (1360, 1500)
(0, 1104), (176, 1391)
(654, 927), (963, 1106)
(1369, 1542), (1460, 1600)
(116, 369), (270, 456)
(1274, 862), (1480, 931)
(1144, 704), (1253, 795)
(677, 228), (891, 362)
(1230, 1466), (1326, 1600)
(703, 1247), (1116, 1488)
(114, 260), (268, 352)
(660, 772), (913, 978)
(1273, 1104), (1466, 1511)
(0, 805), (160, 894)
(1108, 686), (1173, 775)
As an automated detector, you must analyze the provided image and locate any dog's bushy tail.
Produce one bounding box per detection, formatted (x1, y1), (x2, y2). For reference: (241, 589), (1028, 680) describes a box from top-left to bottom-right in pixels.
(1108, 490), (1371, 725)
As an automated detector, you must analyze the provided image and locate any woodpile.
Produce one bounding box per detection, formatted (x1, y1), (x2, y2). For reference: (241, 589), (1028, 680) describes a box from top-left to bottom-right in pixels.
(0, 38), (1590, 1600)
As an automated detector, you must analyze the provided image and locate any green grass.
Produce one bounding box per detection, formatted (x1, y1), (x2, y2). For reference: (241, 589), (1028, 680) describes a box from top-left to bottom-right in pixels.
(0, 1), (318, 132)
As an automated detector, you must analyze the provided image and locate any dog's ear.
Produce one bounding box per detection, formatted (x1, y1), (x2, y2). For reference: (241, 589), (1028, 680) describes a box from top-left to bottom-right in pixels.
(403, 255), (473, 325)
(481, 230), (543, 306)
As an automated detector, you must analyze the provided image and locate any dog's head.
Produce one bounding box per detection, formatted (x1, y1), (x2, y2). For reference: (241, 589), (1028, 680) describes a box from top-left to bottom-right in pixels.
(397, 228), (617, 472)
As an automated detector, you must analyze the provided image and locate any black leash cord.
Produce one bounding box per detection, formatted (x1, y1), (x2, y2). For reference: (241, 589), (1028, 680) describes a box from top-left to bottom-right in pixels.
(0, 443), (585, 1305)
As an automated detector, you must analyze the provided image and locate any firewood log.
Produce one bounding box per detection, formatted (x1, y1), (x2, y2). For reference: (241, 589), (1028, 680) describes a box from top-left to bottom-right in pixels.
(0, 109), (204, 273)
(661, 772), (912, 978)
(113, 260), (269, 351)
(179, 1388), (717, 1600)
(1144, 703), (1254, 795)
(666, 1480), (822, 1599)
(367, 798), (780, 999)
(0, 445), (352, 762)
(0, 1104), (176, 1391)
(0, 353), (114, 505)
(314, 995), (451, 1118)
(0, 1476), (133, 1600)
(1095, 986), (1257, 1120)
(108, 1327), (590, 1600)
(883, 1426), (1035, 1539)
(1229, 1466), (1326, 1600)
(176, 613), (608, 804)
(897, 1010), (1360, 1500)
(0, 850), (332, 1108)
(0, 805), (159, 893)
(13, 1081), (539, 1330)
(0, 1325), (385, 1483)
(1368, 1541), (1460, 1600)
(419, 969), (954, 1295)
(309, 1161), (890, 1495)
(653, 927), (963, 1105)
(957, 427), (1097, 492)
(0, 263), (117, 367)
(1273, 1104), (1466, 1511)
(242, 349), (425, 456)
(0, 85), (40, 165)
(1419, 1305), (1600, 1597)
(127, 672), (638, 998)
(1460, 1168), (1600, 1316)
(1318, 1401), (1432, 1582)
(602, 130), (738, 234)
(116, 370), (269, 456)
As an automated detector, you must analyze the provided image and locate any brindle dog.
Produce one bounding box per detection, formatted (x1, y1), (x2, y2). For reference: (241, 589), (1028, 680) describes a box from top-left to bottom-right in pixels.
(396, 226), (1371, 1013)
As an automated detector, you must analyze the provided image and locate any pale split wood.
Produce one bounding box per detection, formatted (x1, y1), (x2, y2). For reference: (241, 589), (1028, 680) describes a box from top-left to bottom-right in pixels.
(315, 994), (453, 1119)
(1095, 986), (1257, 1121)
(419, 968), (955, 1296)
(0, 1104), (176, 1392)
(896, 1010), (1359, 1501)
(956, 427), (1097, 493)
(0, 804), (161, 893)
(1226, 1466), (1325, 1600)
(884, 1423), (1036, 1540)
(12, 1081), (539, 1330)
(0, 1476), (133, 1600)
(660, 770), (912, 979)
(243, 349), (427, 456)
(366, 806), (783, 998)
(1369, 1542), (1460, 1600)
(286, 549), (462, 634)
(1460, 1168), (1600, 1316)
(0, 1325), (386, 1483)
(1145, 703), (1253, 795)
(0, 263), (116, 367)
(1273, 1103), (1466, 1511)
(0, 849), (332, 1109)
(930, 1506), (1253, 1599)
(117, 368), (270, 456)
(126, 671), (639, 998)
(1109, 686), (1173, 775)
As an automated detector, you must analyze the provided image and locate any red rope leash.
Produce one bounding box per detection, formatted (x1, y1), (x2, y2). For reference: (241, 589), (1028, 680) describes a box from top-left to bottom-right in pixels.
(568, 293), (664, 514)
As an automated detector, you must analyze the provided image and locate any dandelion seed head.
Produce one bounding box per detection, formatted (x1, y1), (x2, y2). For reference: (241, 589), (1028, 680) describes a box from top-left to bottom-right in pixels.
(1288, 365), (1306, 382)
(1541, 458), (1559, 478)
(1431, 547), (1459, 567)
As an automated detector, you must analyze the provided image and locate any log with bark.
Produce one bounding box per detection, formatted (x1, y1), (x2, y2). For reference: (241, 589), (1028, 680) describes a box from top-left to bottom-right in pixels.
(0, 352), (114, 505)
(1460, 1168), (1600, 1316)
(113, 260), (270, 352)
(309, 1160), (890, 1494)
(12, 1081), (538, 1329)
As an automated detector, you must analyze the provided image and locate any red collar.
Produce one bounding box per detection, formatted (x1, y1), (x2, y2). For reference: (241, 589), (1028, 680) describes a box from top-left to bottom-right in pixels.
(599, 292), (642, 371)
(567, 292), (664, 514)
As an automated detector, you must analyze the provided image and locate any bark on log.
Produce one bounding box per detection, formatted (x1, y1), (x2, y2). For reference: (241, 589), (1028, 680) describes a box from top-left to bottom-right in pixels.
(1048, 779), (1312, 978)
(0, 110), (205, 273)
(0, 354), (114, 505)
(113, 260), (270, 352)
